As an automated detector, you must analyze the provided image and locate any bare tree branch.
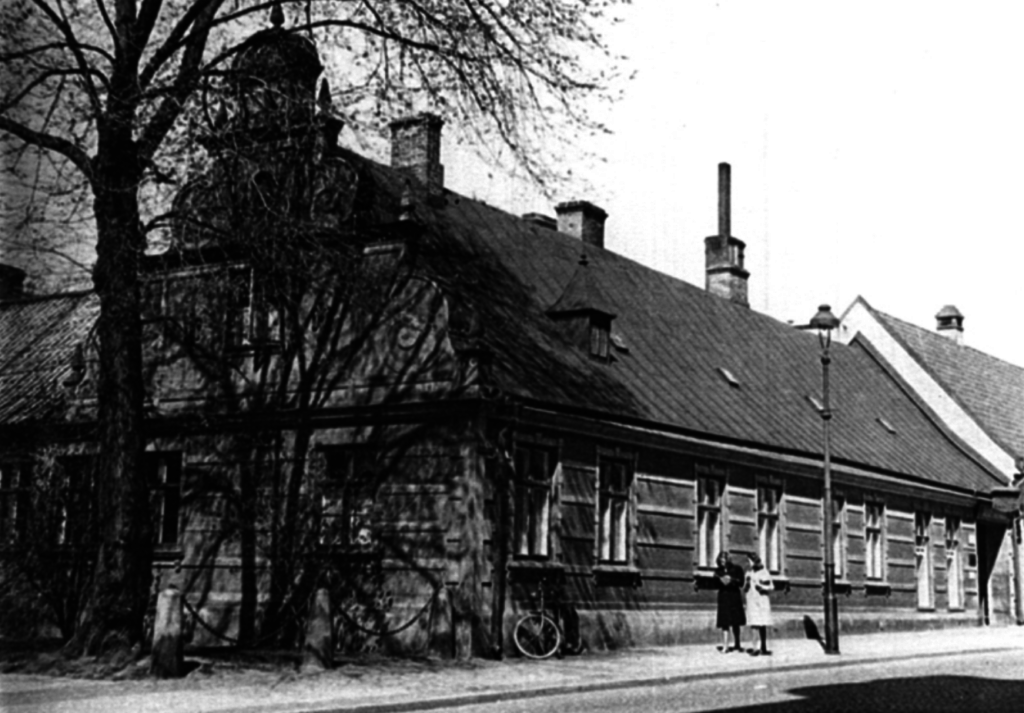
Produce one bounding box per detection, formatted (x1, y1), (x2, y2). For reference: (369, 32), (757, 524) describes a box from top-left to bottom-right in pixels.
(0, 116), (93, 181)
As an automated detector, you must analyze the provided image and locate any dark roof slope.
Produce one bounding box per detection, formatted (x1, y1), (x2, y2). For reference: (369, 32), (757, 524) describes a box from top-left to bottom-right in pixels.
(865, 303), (1024, 461)
(350, 150), (1001, 492)
(0, 147), (1003, 494)
(0, 292), (97, 424)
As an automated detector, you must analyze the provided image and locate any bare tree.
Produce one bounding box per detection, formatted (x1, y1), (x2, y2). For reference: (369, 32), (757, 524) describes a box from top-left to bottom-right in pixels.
(0, 0), (623, 657)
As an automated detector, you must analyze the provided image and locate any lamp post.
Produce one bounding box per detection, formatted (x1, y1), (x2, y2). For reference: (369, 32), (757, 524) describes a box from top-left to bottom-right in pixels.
(810, 304), (841, 655)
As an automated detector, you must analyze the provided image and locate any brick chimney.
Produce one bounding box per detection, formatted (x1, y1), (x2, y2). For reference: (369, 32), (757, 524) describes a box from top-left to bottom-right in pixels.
(0, 264), (26, 301)
(555, 200), (607, 249)
(704, 162), (749, 306)
(389, 113), (444, 196)
(935, 305), (964, 345)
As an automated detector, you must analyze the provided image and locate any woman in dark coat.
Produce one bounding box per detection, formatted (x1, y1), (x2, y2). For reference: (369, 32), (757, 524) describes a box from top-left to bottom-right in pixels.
(715, 551), (746, 652)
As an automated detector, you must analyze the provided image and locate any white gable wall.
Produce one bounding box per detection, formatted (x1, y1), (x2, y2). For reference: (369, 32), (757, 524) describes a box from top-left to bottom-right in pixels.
(838, 299), (1016, 481)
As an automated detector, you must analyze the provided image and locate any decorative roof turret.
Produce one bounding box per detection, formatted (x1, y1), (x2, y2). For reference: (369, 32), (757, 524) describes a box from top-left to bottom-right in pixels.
(230, 5), (322, 99)
(168, 6), (356, 252)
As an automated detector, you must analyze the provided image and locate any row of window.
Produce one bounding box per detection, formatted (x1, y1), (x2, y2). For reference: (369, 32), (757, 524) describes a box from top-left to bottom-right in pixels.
(4, 446), (974, 611)
(503, 446), (973, 607)
(0, 454), (181, 547)
(143, 266), (282, 351)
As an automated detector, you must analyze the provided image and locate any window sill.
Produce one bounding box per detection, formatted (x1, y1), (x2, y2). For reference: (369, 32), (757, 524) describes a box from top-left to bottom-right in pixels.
(509, 560), (564, 585)
(594, 564), (641, 588)
(153, 546), (183, 564)
(769, 576), (791, 594)
(831, 580), (853, 596)
(864, 582), (892, 597)
(693, 570), (721, 592)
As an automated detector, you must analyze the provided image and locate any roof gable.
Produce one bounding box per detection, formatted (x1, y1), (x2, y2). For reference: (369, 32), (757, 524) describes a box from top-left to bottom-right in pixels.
(868, 305), (1024, 463)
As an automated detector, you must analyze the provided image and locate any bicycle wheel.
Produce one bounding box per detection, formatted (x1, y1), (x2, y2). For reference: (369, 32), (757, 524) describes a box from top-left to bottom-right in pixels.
(513, 613), (562, 659)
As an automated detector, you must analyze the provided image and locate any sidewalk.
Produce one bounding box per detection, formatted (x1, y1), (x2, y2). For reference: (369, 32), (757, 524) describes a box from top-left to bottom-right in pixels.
(2, 626), (1023, 713)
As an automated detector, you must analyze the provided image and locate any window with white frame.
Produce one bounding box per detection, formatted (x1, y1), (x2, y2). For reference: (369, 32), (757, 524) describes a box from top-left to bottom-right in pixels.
(145, 452), (182, 546)
(514, 445), (558, 558)
(598, 457), (633, 564)
(945, 516), (963, 609)
(915, 512), (934, 609)
(757, 485), (782, 574)
(697, 476), (723, 569)
(832, 497), (846, 579)
(865, 503), (885, 580)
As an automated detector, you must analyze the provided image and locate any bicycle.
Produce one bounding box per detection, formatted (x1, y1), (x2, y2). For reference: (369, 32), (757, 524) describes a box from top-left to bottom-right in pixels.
(513, 576), (583, 659)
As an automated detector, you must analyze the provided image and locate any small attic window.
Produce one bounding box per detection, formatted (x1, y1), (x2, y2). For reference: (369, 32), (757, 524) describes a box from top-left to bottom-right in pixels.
(590, 315), (611, 360)
(806, 395), (825, 413)
(877, 417), (897, 435)
(717, 367), (740, 388)
(610, 332), (629, 353)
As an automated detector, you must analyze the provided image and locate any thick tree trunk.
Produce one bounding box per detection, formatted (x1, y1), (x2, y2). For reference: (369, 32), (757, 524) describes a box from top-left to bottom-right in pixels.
(262, 427), (313, 646)
(65, 124), (152, 657)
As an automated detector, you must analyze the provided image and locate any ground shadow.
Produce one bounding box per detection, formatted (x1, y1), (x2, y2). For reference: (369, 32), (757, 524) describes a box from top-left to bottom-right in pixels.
(802, 615), (824, 651)
(725, 675), (1024, 712)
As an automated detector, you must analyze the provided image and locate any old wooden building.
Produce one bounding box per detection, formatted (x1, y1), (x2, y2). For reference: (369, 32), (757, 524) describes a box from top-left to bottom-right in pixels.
(1, 20), (1017, 656)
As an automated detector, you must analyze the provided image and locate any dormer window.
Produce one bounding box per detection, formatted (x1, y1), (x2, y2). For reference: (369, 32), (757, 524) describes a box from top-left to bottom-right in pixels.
(547, 253), (617, 363)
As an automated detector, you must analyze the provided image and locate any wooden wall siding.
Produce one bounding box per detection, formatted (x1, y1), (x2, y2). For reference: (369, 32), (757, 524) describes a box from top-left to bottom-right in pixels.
(560, 463), (596, 570)
(636, 473), (694, 578)
(886, 509), (916, 597)
(481, 430), (989, 633)
(884, 510), (917, 585)
(149, 435), (465, 633)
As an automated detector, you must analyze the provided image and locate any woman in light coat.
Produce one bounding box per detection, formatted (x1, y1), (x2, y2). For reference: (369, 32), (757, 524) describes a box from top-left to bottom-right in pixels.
(744, 553), (773, 655)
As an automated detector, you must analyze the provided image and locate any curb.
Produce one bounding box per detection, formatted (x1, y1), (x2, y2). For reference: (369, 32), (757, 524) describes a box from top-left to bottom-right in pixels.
(231, 644), (1020, 713)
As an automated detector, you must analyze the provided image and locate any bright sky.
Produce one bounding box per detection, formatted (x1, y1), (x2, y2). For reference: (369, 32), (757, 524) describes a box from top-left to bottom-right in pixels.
(446, 1), (1024, 368)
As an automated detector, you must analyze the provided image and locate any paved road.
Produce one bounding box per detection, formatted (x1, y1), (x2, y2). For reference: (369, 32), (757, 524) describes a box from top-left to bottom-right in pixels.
(452, 650), (1024, 713)
(3, 628), (1022, 713)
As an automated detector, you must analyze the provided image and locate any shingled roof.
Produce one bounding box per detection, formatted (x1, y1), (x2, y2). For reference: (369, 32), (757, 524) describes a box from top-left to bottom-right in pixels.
(349, 149), (1002, 493)
(863, 303), (1024, 462)
(0, 291), (97, 424)
(0, 147), (1004, 495)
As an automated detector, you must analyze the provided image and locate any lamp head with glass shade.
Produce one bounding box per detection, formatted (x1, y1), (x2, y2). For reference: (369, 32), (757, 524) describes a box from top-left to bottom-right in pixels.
(810, 304), (841, 350)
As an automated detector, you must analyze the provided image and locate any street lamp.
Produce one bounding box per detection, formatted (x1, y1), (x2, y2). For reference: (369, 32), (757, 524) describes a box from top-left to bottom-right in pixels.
(810, 304), (841, 655)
